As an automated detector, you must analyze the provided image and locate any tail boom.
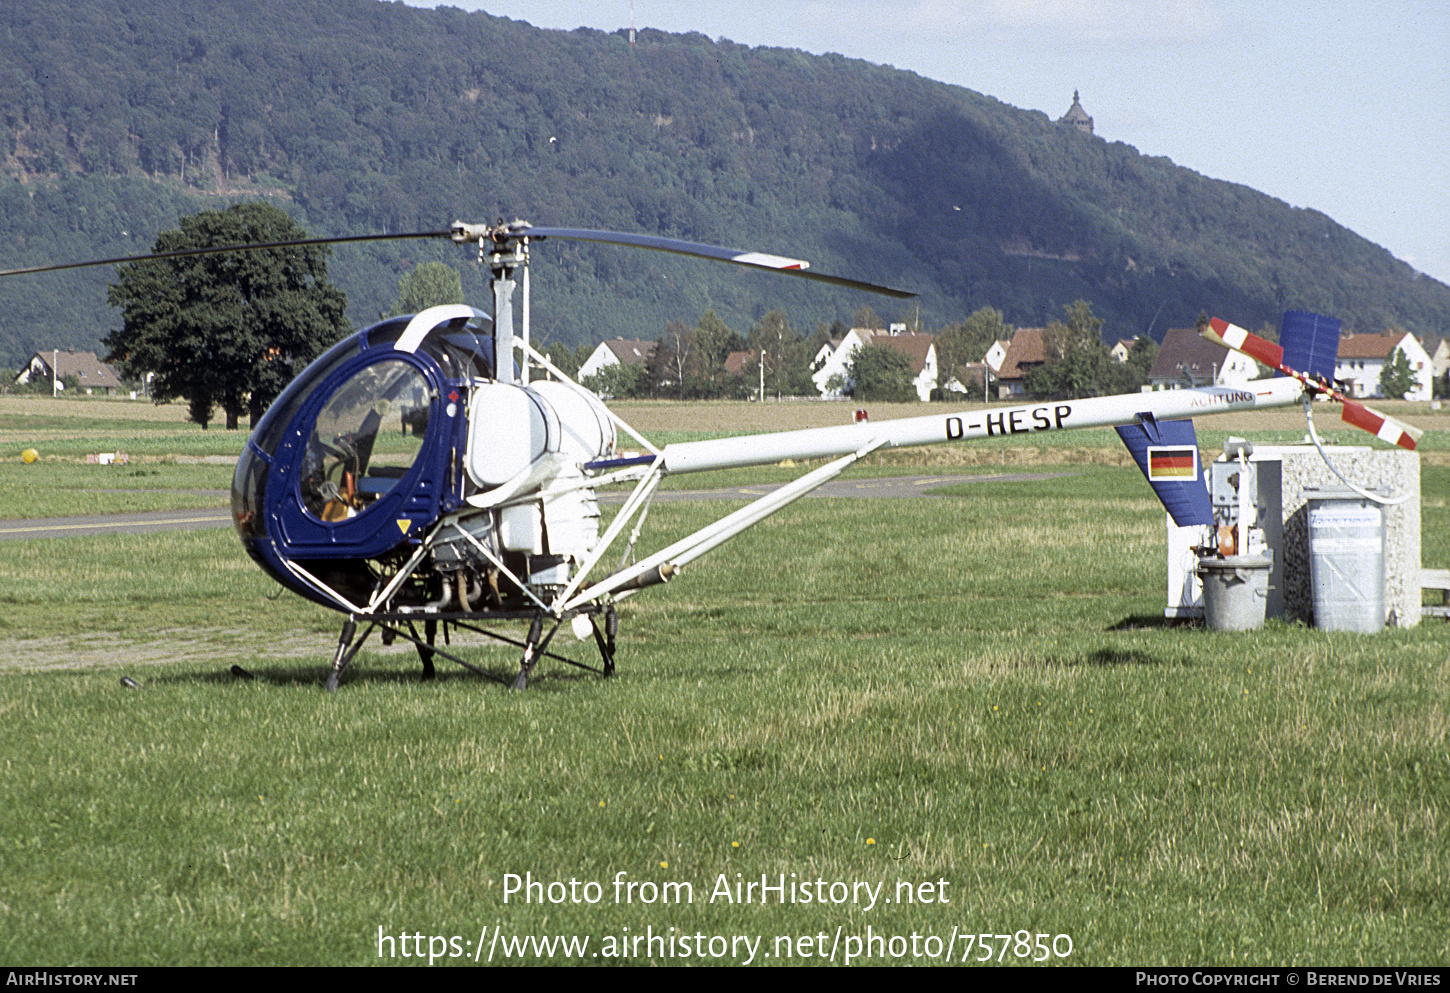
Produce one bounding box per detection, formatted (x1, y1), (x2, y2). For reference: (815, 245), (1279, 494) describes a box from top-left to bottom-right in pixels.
(659, 379), (1307, 475)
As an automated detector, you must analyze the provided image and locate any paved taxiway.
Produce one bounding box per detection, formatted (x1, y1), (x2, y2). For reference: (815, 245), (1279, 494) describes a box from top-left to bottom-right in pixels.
(0, 472), (1073, 541)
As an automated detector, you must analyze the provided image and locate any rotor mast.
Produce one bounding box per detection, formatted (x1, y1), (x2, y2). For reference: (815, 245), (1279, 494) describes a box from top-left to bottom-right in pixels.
(455, 220), (535, 386)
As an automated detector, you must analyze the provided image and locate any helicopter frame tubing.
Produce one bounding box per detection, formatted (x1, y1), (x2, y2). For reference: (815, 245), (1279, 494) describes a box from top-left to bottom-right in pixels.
(275, 515), (620, 691)
(321, 602), (619, 692)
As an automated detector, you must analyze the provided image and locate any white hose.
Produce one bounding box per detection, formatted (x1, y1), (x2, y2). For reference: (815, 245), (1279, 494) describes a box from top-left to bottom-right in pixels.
(1302, 397), (1414, 506)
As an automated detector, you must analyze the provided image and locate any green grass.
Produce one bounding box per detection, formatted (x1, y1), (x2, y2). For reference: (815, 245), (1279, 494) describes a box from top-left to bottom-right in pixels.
(0, 464), (1446, 966)
(0, 420), (249, 459)
(0, 462), (234, 519)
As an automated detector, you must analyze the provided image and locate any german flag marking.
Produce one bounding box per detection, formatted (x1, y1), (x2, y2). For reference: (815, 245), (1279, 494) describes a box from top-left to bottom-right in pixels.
(1148, 447), (1199, 480)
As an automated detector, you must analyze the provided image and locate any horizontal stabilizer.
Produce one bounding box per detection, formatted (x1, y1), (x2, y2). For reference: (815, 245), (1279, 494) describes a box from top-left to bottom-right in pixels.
(1115, 416), (1213, 527)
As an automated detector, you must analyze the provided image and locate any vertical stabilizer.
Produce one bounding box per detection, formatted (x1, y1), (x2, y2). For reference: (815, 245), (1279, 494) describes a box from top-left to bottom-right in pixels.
(1115, 414), (1213, 527)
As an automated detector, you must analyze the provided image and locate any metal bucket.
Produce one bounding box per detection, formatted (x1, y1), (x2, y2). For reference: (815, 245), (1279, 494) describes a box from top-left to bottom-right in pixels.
(1198, 554), (1273, 631)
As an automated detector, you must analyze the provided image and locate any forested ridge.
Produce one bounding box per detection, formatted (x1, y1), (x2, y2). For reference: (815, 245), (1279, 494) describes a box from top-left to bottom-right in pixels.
(2, 0), (1446, 370)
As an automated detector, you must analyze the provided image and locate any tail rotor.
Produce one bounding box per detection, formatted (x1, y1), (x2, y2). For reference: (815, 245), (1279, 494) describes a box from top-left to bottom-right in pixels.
(1202, 313), (1423, 451)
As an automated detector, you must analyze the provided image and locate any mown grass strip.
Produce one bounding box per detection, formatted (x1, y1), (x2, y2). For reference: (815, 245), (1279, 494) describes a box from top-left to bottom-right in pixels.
(0, 463), (1445, 965)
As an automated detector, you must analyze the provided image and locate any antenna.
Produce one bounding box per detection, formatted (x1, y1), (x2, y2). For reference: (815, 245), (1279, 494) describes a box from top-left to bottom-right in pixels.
(629, 0), (636, 45)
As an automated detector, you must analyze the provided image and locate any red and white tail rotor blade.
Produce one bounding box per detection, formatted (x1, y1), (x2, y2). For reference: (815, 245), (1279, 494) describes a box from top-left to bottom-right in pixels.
(1203, 318), (1286, 373)
(1340, 400), (1423, 451)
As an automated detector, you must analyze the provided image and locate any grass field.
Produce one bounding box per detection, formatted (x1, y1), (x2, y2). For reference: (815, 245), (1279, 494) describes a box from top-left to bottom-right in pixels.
(0, 396), (1446, 967)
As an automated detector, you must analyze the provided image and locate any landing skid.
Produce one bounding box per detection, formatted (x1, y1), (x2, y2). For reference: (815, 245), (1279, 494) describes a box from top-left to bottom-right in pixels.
(323, 605), (617, 692)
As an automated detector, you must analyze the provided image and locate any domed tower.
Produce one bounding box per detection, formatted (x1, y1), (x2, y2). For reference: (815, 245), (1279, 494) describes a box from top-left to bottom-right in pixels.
(1059, 90), (1094, 135)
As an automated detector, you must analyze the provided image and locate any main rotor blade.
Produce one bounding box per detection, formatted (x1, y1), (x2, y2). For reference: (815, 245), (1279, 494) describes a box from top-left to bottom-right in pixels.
(7, 219), (916, 299)
(472, 223), (916, 299)
(0, 230), (454, 278)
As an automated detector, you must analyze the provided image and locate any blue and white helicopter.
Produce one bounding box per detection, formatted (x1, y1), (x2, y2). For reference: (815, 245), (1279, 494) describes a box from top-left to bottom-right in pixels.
(5, 220), (1421, 689)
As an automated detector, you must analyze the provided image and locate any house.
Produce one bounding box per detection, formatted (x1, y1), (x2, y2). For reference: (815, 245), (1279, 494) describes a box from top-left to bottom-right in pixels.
(811, 328), (870, 397)
(1334, 332), (1433, 401)
(723, 350), (755, 376)
(576, 338), (655, 381)
(983, 339), (1010, 375)
(14, 350), (126, 395)
(1424, 335), (1450, 382)
(1110, 338), (1138, 363)
(1146, 328), (1260, 390)
(811, 327), (938, 401)
(942, 362), (990, 399)
(992, 328), (1047, 398)
(808, 338), (839, 372)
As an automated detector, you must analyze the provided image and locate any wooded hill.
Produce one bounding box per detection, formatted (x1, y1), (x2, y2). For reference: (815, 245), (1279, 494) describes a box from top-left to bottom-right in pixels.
(2, 0), (1446, 371)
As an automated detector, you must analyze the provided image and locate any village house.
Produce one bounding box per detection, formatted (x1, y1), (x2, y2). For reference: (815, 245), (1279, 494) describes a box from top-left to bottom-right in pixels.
(723, 349), (755, 376)
(1334, 331), (1433, 401)
(941, 362), (990, 399)
(811, 326), (938, 401)
(576, 338), (655, 381)
(1425, 335), (1449, 382)
(14, 350), (126, 395)
(1146, 328), (1260, 390)
(991, 328), (1047, 398)
(983, 339), (1010, 375)
(1110, 338), (1138, 363)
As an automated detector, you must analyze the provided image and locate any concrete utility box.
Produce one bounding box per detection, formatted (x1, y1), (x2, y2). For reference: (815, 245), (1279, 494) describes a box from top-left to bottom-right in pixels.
(1165, 444), (1419, 628)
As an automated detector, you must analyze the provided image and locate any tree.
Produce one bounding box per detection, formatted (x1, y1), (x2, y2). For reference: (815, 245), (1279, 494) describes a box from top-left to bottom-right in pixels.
(850, 305), (887, 331)
(1042, 300), (1105, 360)
(748, 310), (813, 399)
(935, 307), (1012, 383)
(1026, 301), (1136, 400)
(105, 203), (349, 430)
(1124, 336), (1159, 387)
(580, 361), (647, 399)
(1378, 346), (1416, 400)
(390, 261), (463, 316)
(539, 341), (591, 378)
(849, 343), (916, 402)
(650, 320), (695, 398)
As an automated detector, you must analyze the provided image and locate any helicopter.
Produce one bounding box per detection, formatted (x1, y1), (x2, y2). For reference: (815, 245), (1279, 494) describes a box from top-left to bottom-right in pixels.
(3, 219), (1423, 690)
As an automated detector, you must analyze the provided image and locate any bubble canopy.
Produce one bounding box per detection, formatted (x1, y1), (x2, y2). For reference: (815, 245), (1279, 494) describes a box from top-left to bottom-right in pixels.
(231, 309), (491, 604)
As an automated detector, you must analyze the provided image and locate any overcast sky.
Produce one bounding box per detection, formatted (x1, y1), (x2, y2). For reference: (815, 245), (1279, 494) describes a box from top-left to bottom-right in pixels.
(406, 1), (1449, 287)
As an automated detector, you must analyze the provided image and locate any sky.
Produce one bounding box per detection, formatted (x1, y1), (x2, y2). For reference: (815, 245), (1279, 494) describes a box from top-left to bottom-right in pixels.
(405, 1), (1449, 287)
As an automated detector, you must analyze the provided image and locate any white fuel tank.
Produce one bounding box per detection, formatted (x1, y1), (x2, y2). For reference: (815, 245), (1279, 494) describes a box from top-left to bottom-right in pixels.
(464, 382), (556, 489)
(526, 380), (616, 462)
(464, 381), (615, 496)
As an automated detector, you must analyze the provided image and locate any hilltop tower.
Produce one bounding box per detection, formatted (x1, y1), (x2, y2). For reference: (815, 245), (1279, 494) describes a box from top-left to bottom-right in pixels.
(1059, 90), (1094, 134)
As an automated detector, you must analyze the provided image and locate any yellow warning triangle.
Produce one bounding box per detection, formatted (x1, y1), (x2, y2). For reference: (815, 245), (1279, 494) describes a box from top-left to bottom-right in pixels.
(396, 519), (411, 535)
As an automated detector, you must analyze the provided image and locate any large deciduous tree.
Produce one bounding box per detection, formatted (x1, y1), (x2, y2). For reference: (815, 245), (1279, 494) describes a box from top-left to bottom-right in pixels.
(104, 203), (349, 429)
(935, 306), (1013, 383)
(1025, 300), (1139, 400)
(849, 343), (916, 402)
(389, 261), (463, 316)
